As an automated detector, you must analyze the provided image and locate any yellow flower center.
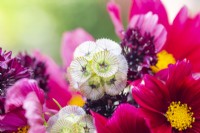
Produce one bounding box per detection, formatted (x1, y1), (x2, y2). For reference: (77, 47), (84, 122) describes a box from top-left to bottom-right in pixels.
(151, 50), (176, 73)
(13, 126), (29, 133)
(165, 101), (195, 131)
(68, 94), (85, 107)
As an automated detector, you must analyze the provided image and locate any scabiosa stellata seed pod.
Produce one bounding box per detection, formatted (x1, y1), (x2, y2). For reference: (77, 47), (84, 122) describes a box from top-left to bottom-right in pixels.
(92, 51), (119, 78)
(68, 38), (129, 117)
(80, 75), (104, 100)
(68, 38), (128, 100)
(47, 105), (96, 133)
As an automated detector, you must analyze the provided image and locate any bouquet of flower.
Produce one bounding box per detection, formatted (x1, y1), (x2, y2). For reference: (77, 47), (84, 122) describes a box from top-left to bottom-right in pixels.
(1, 0), (200, 133)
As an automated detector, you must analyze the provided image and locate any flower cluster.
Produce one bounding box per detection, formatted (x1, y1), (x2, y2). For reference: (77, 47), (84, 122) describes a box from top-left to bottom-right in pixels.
(1, 0), (200, 133)
(68, 39), (128, 100)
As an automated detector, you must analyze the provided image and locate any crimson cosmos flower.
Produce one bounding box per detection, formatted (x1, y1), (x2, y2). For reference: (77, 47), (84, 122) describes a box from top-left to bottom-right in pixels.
(92, 103), (150, 133)
(132, 60), (200, 132)
(107, 0), (200, 76)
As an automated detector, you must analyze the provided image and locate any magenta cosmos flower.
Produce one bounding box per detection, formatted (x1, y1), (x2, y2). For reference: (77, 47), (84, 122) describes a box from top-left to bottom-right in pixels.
(132, 60), (200, 132)
(0, 79), (47, 133)
(107, 0), (200, 74)
(107, 1), (167, 81)
(92, 103), (150, 133)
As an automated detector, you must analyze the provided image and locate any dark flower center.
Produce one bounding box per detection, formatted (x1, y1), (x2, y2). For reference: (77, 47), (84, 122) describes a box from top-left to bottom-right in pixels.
(17, 53), (49, 93)
(84, 92), (130, 118)
(121, 28), (157, 81)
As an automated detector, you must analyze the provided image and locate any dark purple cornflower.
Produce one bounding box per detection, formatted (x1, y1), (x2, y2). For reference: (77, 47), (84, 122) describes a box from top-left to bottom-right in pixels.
(0, 48), (30, 97)
(17, 53), (49, 93)
(121, 28), (157, 81)
(107, 3), (167, 81)
(0, 48), (30, 114)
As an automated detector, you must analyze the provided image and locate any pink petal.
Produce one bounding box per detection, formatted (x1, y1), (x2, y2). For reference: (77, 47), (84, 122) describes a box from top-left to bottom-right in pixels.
(129, 0), (169, 29)
(164, 7), (200, 72)
(0, 109), (26, 132)
(5, 79), (44, 113)
(61, 28), (94, 68)
(129, 12), (167, 52)
(33, 51), (72, 110)
(107, 2), (124, 39)
(23, 92), (46, 133)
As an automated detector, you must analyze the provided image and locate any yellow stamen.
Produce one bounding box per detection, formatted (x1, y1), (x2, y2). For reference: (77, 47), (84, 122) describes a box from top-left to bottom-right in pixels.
(13, 125), (29, 133)
(151, 50), (176, 73)
(68, 94), (85, 107)
(52, 98), (62, 109)
(165, 101), (195, 131)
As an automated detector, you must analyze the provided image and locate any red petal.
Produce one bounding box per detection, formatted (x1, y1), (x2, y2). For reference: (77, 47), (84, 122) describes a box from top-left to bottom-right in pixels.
(91, 111), (111, 133)
(139, 108), (171, 132)
(92, 104), (150, 133)
(164, 7), (200, 72)
(132, 75), (169, 113)
(165, 60), (192, 101)
(107, 104), (150, 133)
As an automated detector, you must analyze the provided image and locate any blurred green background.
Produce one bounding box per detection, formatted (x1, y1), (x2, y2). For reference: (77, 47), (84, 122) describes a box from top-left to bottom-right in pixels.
(0, 0), (126, 64)
(0, 0), (199, 64)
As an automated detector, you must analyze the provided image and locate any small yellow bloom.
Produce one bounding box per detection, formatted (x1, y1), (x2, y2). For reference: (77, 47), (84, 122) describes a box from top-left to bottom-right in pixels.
(68, 94), (85, 107)
(151, 50), (176, 73)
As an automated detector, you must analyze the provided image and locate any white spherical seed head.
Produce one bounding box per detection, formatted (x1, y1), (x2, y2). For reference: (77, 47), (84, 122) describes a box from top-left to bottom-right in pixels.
(69, 57), (91, 84)
(96, 38), (122, 55)
(92, 51), (119, 78)
(59, 105), (86, 120)
(117, 54), (128, 75)
(74, 41), (98, 60)
(46, 114), (59, 132)
(79, 115), (96, 133)
(80, 76), (104, 100)
(47, 106), (87, 133)
(67, 68), (79, 90)
(104, 71), (127, 96)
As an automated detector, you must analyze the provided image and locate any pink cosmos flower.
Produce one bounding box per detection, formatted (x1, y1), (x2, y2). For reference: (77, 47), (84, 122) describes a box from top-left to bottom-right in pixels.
(107, 0), (200, 73)
(92, 103), (150, 133)
(132, 60), (200, 132)
(0, 79), (47, 133)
